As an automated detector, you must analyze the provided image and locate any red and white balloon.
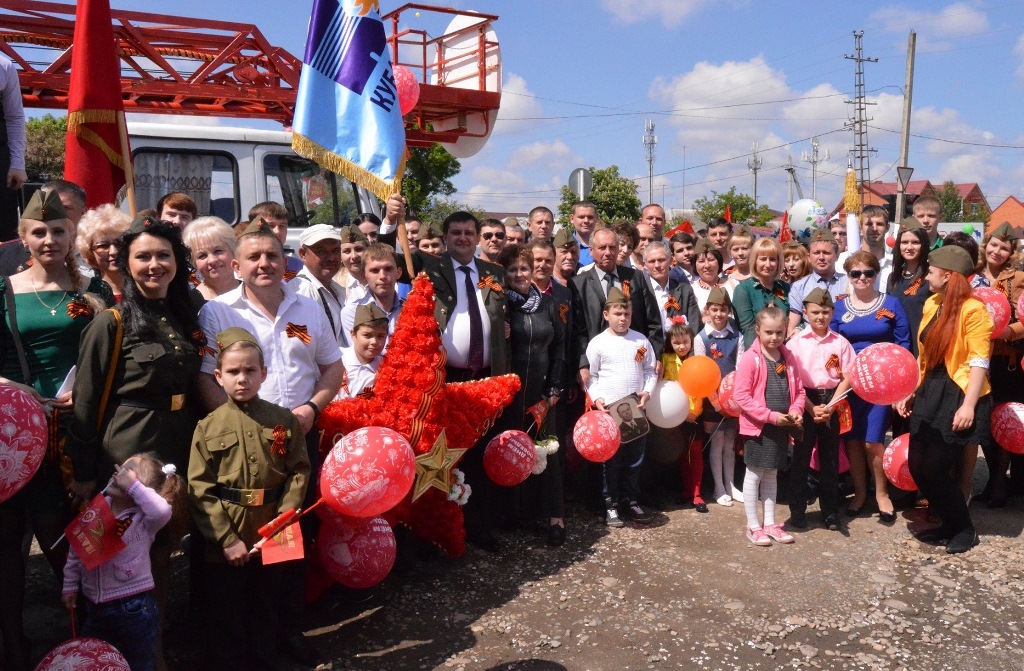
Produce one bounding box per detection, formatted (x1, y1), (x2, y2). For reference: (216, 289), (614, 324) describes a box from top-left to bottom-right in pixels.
(849, 343), (918, 406)
(717, 371), (741, 418)
(991, 402), (1024, 454)
(572, 410), (621, 463)
(882, 433), (916, 491)
(320, 427), (416, 518)
(35, 637), (129, 671)
(483, 430), (535, 486)
(972, 286), (1010, 339)
(393, 65), (420, 117)
(318, 516), (396, 589)
(0, 384), (47, 504)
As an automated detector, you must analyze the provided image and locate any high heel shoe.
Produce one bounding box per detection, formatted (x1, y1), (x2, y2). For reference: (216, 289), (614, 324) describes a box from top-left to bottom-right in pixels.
(878, 511), (897, 524)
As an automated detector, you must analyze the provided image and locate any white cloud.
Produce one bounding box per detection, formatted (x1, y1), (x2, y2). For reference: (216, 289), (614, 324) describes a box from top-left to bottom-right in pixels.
(869, 3), (990, 42)
(509, 140), (577, 169)
(494, 73), (542, 136)
(1015, 33), (1024, 81)
(601, 0), (710, 28)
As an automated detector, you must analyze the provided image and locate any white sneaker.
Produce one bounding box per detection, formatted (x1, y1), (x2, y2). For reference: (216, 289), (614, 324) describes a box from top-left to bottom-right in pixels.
(731, 486), (744, 501)
(716, 494), (733, 507)
(606, 508), (624, 528)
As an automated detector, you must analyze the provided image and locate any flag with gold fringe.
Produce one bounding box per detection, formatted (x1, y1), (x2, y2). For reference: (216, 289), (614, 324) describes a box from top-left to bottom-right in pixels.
(292, 0), (406, 201)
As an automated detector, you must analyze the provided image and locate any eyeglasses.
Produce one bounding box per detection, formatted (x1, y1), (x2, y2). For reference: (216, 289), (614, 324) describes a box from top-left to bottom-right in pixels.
(481, 231), (506, 241)
(92, 240), (118, 251)
(848, 269), (877, 279)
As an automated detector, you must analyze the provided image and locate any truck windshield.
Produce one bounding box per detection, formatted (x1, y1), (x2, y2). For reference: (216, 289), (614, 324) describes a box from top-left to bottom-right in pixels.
(263, 154), (360, 228)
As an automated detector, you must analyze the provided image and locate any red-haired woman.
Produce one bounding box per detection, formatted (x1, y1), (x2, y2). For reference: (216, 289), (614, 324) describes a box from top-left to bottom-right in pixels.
(896, 245), (992, 554)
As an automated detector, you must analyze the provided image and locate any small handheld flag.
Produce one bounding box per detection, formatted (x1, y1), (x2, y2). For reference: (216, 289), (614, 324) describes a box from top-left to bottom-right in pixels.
(65, 494), (126, 570)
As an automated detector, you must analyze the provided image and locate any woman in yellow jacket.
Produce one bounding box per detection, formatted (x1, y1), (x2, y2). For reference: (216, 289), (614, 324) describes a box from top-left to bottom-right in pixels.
(896, 246), (992, 554)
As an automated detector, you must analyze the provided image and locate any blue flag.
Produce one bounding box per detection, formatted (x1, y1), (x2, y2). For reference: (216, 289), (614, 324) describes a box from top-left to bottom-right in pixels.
(292, 0), (406, 201)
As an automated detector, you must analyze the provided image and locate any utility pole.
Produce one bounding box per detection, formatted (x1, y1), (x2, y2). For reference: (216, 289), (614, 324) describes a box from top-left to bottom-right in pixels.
(845, 31), (877, 188)
(894, 31), (916, 225)
(747, 141), (763, 206)
(643, 119), (657, 204)
(801, 136), (829, 201)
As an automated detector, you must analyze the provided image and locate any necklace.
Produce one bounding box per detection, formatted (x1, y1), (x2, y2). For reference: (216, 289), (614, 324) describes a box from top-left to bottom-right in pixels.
(841, 293), (884, 322)
(31, 278), (67, 317)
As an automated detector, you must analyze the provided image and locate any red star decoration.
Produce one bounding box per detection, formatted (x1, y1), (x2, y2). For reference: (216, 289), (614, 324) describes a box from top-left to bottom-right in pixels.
(319, 274), (520, 557)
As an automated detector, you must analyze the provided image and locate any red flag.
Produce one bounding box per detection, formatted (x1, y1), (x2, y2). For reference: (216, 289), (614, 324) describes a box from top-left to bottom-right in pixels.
(261, 522), (305, 565)
(65, 494), (126, 570)
(65, 0), (128, 208)
(724, 205), (732, 223)
(665, 220), (695, 238)
(779, 211), (792, 244)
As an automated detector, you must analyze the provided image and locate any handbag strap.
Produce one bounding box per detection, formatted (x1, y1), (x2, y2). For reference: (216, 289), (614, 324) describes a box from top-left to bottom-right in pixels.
(96, 308), (123, 432)
(3, 277), (33, 386)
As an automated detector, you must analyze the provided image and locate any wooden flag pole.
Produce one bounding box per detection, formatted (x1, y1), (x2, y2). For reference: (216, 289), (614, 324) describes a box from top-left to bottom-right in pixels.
(115, 111), (137, 216)
(393, 190), (415, 279)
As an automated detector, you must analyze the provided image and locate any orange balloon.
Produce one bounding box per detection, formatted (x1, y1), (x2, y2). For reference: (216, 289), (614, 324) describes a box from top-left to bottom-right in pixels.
(677, 355), (722, 399)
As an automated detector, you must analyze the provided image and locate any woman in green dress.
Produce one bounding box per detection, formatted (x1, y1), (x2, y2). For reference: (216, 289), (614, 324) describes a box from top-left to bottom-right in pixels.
(0, 190), (112, 671)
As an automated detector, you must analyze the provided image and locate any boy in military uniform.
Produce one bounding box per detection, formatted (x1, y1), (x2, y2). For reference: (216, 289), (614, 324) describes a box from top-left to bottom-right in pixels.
(339, 303), (388, 399)
(188, 327), (309, 671)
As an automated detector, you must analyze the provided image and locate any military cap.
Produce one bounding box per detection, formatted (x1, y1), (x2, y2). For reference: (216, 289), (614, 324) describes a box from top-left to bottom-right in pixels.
(694, 238), (716, 255)
(808, 228), (836, 244)
(990, 221), (1019, 243)
(605, 286), (629, 305)
(21, 189), (68, 222)
(129, 213), (162, 233)
(898, 217), (923, 235)
(553, 229), (579, 250)
(338, 225), (369, 245)
(416, 221), (443, 241)
(216, 327), (262, 352)
(353, 303), (388, 330)
(241, 216), (274, 237)
(928, 245), (974, 276)
(803, 287), (834, 308)
(705, 286), (730, 306)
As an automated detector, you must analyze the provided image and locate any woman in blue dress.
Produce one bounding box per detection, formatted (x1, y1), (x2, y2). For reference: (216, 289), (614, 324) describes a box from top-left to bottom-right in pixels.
(832, 250), (911, 524)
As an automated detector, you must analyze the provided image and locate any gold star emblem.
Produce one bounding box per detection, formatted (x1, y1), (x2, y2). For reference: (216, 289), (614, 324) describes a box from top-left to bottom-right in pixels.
(412, 430), (467, 501)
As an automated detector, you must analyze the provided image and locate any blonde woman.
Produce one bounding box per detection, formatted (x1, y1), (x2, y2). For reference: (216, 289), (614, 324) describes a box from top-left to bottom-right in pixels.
(77, 204), (131, 302)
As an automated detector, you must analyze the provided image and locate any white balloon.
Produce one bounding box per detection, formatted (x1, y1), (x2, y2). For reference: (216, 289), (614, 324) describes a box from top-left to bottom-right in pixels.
(646, 380), (690, 428)
(787, 198), (828, 240)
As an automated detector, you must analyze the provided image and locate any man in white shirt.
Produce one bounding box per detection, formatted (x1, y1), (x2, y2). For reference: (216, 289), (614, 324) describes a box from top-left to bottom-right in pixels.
(338, 225), (370, 306)
(643, 240), (702, 334)
(289, 223), (347, 346)
(0, 55), (26, 242)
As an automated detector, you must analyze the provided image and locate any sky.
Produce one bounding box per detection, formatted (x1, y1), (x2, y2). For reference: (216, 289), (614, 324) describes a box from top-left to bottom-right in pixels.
(89, 1), (1024, 216)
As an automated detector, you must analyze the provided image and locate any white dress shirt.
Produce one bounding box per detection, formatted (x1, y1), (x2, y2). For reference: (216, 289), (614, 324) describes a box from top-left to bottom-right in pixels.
(289, 266), (347, 346)
(443, 260), (492, 369)
(0, 57), (26, 170)
(337, 346), (380, 399)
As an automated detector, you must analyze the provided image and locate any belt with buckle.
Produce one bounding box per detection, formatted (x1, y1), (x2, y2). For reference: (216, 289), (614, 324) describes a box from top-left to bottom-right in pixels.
(214, 485), (283, 507)
(120, 394), (187, 412)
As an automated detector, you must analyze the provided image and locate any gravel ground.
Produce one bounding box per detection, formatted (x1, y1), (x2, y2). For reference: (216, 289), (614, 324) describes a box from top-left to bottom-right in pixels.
(16, 462), (1024, 671)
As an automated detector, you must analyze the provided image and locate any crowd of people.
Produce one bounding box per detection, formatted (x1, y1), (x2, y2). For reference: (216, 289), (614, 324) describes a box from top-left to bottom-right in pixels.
(0, 180), (1020, 671)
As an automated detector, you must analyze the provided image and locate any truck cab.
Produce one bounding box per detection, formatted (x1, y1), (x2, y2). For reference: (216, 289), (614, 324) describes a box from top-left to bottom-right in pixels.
(126, 121), (381, 254)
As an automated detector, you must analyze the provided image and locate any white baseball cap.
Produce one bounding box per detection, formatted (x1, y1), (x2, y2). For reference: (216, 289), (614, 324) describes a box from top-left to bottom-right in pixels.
(299, 224), (340, 247)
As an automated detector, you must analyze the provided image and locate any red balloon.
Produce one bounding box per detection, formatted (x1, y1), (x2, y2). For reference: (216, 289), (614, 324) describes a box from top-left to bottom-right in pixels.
(717, 371), (741, 418)
(678, 355), (721, 398)
(991, 402), (1024, 454)
(849, 343), (918, 405)
(317, 516), (396, 589)
(1016, 291), (1024, 324)
(483, 430), (535, 487)
(572, 410), (620, 462)
(393, 65), (420, 117)
(882, 433), (916, 491)
(972, 287), (1010, 339)
(320, 427), (416, 518)
(885, 235), (896, 248)
(35, 637), (130, 670)
(0, 384), (48, 504)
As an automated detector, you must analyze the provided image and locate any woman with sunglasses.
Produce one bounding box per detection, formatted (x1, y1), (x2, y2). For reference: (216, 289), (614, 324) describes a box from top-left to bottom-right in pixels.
(831, 250), (911, 524)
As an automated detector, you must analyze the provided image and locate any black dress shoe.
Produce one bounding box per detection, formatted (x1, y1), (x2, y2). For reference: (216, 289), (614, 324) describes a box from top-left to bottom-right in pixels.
(878, 511), (897, 525)
(694, 501), (709, 514)
(823, 514), (841, 531)
(466, 529), (501, 553)
(789, 510), (807, 529)
(946, 530), (980, 554)
(915, 527), (953, 544)
(279, 634), (327, 668)
(547, 524), (566, 547)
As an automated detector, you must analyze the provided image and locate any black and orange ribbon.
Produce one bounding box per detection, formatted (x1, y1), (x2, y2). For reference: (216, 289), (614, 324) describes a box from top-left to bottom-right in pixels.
(710, 343), (724, 359)
(635, 346), (647, 363)
(283, 269), (298, 282)
(558, 303), (569, 324)
(622, 279), (632, 299)
(825, 353), (842, 378)
(192, 330), (217, 358)
(285, 323), (311, 344)
(875, 307), (896, 321)
(664, 296), (681, 312)
(773, 288), (787, 301)
(903, 278), (923, 296)
(115, 516), (133, 537)
(775, 361), (787, 376)
(477, 275), (505, 294)
(66, 301), (92, 319)
(272, 425), (288, 455)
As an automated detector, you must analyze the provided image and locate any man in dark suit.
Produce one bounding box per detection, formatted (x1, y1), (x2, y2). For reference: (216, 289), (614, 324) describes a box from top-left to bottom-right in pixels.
(414, 211), (510, 551)
(572, 226), (663, 387)
(642, 239), (702, 333)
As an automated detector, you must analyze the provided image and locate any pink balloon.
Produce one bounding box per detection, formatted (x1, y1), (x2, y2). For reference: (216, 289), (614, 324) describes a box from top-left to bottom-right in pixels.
(317, 516), (396, 589)
(1017, 291), (1024, 323)
(572, 410), (621, 462)
(717, 371), (741, 418)
(320, 427), (416, 518)
(483, 430), (535, 487)
(991, 402), (1024, 454)
(35, 637), (129, 670)
(0, 384), (48, 504)
(882, 433), (916, 491)
(849, 343), (918, 405)
(972, 287), (1010, 339)
(393, 65), (420, 117)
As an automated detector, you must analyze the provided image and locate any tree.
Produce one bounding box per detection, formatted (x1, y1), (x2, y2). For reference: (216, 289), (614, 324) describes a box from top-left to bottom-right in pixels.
(402, 144), (461, 215)
(692, 186), (774, 228)
(26, 114), (67, 181)
(937, 181), (963, 223)
(418, 197), (485, 226)
(556, 165), (641, 227)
